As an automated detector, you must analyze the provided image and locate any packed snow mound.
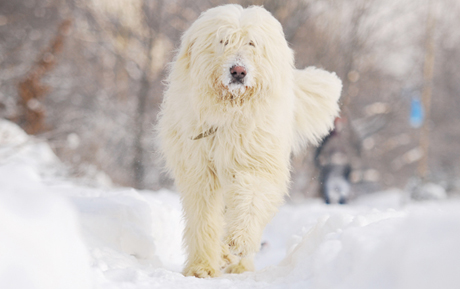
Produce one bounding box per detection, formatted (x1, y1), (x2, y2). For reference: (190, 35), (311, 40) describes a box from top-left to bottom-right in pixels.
(256, 205), (460, 289)
(0, 191), (92, 289)
(0, 118), (29, 145)
(0, 120), (185, 288)
(0, 120), (91, 289)
(0, 119), (60, 174)
(1, 118), (460, 289)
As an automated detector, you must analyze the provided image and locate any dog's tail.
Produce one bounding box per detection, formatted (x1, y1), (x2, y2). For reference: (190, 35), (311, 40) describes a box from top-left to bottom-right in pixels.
(292, 66), (342, 154)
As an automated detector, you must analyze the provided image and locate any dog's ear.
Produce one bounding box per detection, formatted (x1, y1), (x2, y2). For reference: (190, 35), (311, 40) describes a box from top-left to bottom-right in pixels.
(292, 67), (342, 154)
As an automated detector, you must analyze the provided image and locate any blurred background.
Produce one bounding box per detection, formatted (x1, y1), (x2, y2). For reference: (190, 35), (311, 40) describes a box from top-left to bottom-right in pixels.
(1, 0), (459, 200)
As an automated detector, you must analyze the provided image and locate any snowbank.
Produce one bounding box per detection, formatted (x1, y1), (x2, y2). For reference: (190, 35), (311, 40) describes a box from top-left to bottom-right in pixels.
(1, 119), (460, 289)
(256, 203), (460, 289)
(0, 120), (186, 288)
(0, 120), (91, 289)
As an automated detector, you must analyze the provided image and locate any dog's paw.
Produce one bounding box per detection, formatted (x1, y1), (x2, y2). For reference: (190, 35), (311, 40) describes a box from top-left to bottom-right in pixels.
(183, 263), (221, 278)
(221, 252), (239, 269)
(225, 258), (255, 274)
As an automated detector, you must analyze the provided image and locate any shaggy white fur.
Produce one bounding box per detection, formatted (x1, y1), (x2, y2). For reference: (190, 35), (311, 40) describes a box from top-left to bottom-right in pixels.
(156, 4), (341, 278)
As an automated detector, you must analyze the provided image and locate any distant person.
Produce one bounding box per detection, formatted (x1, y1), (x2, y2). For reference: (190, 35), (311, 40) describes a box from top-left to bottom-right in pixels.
(314, 117), (359, 204)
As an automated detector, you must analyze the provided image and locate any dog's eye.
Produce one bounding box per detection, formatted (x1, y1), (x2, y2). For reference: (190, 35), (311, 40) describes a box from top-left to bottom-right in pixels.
(249, 41), (255, 47)
(220, 40), (229, 46)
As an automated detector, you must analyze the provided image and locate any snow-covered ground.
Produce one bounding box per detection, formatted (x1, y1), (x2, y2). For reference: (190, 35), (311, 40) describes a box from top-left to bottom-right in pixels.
(1, 118), (460, 289)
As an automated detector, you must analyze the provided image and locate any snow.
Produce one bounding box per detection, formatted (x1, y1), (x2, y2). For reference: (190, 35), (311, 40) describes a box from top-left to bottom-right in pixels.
(0, 121), (91, 289)
(1, 118), (460, 289)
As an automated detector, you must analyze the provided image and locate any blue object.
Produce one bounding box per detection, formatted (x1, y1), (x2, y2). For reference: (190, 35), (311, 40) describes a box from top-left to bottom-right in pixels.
(410, 96), (424, 128)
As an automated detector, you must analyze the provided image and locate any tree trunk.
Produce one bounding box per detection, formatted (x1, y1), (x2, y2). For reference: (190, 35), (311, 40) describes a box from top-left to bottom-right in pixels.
(16, 19), (71, 135)
(418, 0), (436, 180)
(133, 0), (164, 189)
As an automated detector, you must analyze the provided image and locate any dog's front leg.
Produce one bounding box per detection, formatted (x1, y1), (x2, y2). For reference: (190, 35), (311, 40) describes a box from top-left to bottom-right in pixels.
(224, 172), (285, 273)
(179, 169), (225, 278)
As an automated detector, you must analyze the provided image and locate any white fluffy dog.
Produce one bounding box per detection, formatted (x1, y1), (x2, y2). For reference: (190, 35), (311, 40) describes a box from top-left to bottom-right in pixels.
(156, 5), (341, 278)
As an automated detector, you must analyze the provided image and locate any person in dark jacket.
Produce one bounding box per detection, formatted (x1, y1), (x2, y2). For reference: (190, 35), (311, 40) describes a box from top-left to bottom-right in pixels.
(314, 117), (360, 204)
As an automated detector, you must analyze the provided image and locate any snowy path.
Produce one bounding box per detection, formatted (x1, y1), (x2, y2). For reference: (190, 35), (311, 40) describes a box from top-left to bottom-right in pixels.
(1, 119), (460, 289)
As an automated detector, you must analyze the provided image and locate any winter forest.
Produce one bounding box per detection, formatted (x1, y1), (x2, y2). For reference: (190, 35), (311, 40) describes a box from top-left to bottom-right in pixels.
(2, 0), (460, 193)
(2, 0), (460, 288)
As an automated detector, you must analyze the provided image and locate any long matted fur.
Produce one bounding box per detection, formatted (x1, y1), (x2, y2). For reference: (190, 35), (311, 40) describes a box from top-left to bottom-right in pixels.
(156, 4), (341, 278)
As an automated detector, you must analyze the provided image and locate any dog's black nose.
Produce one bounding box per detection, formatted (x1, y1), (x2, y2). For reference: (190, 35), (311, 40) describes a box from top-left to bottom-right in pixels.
(230, 65), (246, 81)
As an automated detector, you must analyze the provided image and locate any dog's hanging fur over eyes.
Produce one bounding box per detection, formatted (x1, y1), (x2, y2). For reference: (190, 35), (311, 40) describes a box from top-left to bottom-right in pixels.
(156, 4), (341, 278)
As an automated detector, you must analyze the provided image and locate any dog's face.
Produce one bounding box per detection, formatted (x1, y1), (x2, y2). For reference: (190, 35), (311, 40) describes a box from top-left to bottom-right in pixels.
(174, 5), (294, 103)
(215, 31), (257, 98)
